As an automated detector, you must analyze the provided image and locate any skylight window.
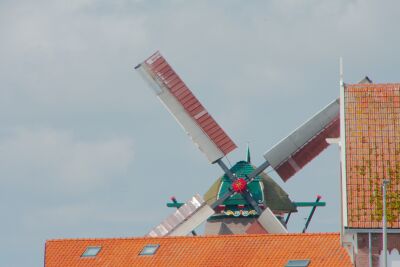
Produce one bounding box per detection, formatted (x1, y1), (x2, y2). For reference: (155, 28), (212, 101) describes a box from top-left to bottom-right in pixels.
(285, 259), (310, 267)
(81, 246), (101, 257)
(139, 244), (160, 256)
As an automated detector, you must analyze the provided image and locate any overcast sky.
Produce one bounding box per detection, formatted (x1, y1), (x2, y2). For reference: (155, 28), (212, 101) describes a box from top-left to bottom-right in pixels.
(1, 1), (400, 266)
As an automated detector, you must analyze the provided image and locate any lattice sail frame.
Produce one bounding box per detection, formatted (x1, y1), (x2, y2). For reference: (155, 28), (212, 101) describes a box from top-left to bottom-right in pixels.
(264, 98), (340, 181)
(136, 52), (237, 163)
(147, 194), (215, 237)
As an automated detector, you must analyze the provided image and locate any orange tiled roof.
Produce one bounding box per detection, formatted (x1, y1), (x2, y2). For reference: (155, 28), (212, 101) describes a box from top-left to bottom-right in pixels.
(344, 83), (400, 228)
(45, 233), (352, 267)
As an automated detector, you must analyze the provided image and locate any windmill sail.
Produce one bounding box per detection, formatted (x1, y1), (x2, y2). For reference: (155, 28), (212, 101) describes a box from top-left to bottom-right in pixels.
(257, 207), (288, 233)
(264, 98), (340, 181)
(136, 51), (237, 163)
(147, 194), (215, 237)
(245, 207), (288, 234)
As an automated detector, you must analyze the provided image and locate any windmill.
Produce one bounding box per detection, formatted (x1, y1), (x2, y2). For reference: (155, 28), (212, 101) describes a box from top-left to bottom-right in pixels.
(135, 51), (339, 236)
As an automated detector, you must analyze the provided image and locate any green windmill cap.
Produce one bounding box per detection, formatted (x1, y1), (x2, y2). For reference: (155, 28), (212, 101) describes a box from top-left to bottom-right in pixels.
(204, 161), (297, 214)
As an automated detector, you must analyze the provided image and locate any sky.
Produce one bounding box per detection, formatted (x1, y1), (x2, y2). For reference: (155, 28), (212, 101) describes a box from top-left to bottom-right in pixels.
(1, 0), (400, 266)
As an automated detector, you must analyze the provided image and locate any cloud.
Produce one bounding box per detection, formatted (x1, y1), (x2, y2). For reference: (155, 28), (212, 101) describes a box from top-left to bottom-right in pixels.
(0, 0), (147, 113)
(0, 127), (135, 266)
(0, 128), (134, 195)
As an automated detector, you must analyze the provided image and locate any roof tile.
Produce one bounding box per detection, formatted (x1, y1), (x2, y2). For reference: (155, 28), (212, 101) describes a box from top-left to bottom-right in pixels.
(344, 83), (400, 228)
(45, 233), (352, 267)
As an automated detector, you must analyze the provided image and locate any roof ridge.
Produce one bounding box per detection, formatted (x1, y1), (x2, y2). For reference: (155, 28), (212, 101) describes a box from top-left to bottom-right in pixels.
(46, 232), (340, 242)
(348, 83), (400, 86)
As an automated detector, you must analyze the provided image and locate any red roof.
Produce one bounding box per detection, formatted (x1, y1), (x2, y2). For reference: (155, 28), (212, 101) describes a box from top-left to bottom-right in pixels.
(344, 83), (400, 228)
(45, 233), (352, 267)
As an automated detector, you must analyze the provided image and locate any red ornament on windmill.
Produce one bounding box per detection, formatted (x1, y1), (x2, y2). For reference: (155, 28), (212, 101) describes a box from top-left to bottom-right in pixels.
(232, 178), (248, 193)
